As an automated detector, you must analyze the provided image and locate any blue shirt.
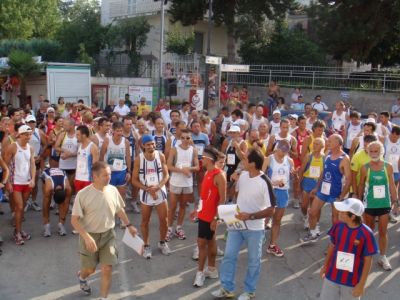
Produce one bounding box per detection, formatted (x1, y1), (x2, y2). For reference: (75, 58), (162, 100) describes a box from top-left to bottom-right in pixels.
(192, 133), (210, 159)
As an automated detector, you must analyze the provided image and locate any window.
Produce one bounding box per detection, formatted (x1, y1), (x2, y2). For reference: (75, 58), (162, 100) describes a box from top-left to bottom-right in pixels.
(128, 0), (137, 15)
(193, 32), (204, 54)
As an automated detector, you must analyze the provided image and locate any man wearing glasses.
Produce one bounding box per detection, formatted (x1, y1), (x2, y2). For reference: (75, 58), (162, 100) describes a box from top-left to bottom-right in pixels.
(166, 129), (199, 241)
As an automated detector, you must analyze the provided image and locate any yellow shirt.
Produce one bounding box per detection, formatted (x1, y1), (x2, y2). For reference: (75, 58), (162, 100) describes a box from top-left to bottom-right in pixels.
(245, 140), (267, 156)
(138, 104), (151, 116)
(303, 154), (324, 179)
(351, 150), (370, 185)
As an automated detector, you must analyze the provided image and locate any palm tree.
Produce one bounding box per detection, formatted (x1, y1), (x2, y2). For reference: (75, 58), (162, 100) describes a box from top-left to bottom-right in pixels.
(2, 50), (42, 106)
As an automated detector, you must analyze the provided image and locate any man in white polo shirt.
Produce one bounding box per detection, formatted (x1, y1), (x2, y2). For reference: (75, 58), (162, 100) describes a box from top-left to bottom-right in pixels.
(113, 99), (130, 118)
(311, 95), (329, 112)
(212, 149), (275, 300)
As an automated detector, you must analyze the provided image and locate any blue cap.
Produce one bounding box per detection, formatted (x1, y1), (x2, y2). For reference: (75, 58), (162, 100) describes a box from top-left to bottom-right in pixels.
(142, 135), (155, 145)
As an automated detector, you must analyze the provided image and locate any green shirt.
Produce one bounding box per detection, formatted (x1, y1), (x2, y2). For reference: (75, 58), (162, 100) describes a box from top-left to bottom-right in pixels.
(365, 163), (391, 209)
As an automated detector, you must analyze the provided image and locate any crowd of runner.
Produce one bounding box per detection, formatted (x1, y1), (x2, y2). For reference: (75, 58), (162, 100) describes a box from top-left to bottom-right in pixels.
(0, 91), (399, 300)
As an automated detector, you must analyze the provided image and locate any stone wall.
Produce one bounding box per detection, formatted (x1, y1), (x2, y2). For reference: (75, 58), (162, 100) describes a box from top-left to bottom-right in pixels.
(248, 86), (399, 114)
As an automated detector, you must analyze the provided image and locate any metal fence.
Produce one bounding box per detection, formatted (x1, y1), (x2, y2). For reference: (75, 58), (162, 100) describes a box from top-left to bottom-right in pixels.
(226, 65), (400, 93)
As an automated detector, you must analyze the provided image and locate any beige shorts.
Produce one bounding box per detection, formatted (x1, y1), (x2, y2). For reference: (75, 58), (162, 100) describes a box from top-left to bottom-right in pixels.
(79, 229), (118, 269)
(169, 184), (193, 195)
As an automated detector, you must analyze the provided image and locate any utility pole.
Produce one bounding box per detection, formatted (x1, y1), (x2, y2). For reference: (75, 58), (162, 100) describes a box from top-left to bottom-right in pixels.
(156, 0), (167, 100)
(203, 0), (212, 110)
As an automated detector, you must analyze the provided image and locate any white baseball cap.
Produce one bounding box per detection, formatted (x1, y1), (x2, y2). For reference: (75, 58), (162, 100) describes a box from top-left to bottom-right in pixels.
(25, 115), (36, 123)
(273, 110), (281, 115)
(47, 107), (55, 113)
(227, 125), (241, 133)
(333, 198), (365, 217)
(288, 114), (298, 120)
(18, 125), (33, 135)
(365, 118), (376, 124)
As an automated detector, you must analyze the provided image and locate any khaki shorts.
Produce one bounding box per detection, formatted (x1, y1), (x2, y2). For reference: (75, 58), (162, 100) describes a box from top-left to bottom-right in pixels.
(79, 229), (118, 269)
(169, 184), (193, 195)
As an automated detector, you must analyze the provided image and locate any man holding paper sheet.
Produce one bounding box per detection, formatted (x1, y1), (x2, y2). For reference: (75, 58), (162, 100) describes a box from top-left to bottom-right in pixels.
(212, 149), (275, 300)
(71, 161), (138, 299)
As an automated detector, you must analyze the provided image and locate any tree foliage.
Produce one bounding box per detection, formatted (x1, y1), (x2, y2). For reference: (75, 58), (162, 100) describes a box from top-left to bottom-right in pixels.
(105, 17), (151, 76)
(238, 20), (327, 65)
(0, 0), (60, 39)
(56, 0), (106, 63)
(166, 27), (194, 55)
(0, 39), (62, 61)
(309, 0), (400, 66)
(169, 0), (296, 62)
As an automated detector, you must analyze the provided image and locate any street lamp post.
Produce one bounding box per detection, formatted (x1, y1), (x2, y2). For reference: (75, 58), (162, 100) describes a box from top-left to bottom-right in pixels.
(158, 0), (166, 101)
(203, 0), (212, 110)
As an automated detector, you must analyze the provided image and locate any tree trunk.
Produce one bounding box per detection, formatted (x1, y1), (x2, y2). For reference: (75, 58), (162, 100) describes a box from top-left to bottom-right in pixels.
(227, 30), (236, 63)
(19, 79), (27, 107)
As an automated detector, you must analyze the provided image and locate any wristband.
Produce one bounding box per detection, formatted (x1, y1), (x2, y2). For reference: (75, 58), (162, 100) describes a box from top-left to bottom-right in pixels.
(125, 223), (134, 228)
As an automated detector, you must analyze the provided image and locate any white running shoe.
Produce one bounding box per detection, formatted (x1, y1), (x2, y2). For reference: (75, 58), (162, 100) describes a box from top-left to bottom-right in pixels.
(193, 271), (205, 287)
(303, 215), (309, 230)
(158, 241), (171, 256)
(192, 246), (199, 260)
(217, 246), (224, 256)
(31, 201), (42, 212)
(143, 245), (152, 259)
(238, 292), (256, 300)
(43, 224), (51, 237)
(58, 223), (67, 236)
(378, 255), (392, 271)
(131, 201), (140, 214)
(204, 267), (219, 279)
(24, 200), (32, 212)
(211, 288), (235, 298)
(315, 223), (321, 236)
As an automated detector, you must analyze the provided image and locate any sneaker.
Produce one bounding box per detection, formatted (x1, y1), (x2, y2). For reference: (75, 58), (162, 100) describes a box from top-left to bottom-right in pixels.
(315, 224), (321, 236)
(72, 230), (79, 235)
(55, 208), (59, 215)
(58, 223), (67, 236)
(158, 241), (171, 256)
(20, 230), (31, 241)
(77, 271), (91, 295)
(204, 267), (219, 279)
(217, 246), (224, 256)
(238, 292), (256, 300)
(131, 201), (140, 214)
(389, 212), (398, 224)
(193, 271), (205, 287)
(166, 227), (174, 242)
(266, 244), (284, 257)
(265, 218), (272, 230)
(143, 245), (152, 259)
(174, 227), (186, 240)
(211, 287), (235, 298)
(300, 232), (319, 244)
(192, 246), (199, 260)
(378, 255), (392, 271)
(303, 215), (309, 230)
(50, 200), (55, 210)
(43, 224), (51, 237)
(14, 232), (24, 245)
(24, 200), (32, 212)
(31, 201), (42, 212)
(293, 200), (300, 209)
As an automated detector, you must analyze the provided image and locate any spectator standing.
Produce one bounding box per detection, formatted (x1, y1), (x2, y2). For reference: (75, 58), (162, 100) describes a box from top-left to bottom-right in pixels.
(311, 95), (329, 112)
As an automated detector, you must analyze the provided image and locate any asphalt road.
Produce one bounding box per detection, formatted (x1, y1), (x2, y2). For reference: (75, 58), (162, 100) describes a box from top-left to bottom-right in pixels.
(0, 185), (399, 300)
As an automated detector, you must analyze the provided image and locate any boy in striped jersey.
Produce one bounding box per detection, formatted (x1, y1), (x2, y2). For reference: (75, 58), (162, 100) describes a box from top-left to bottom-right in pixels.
(320, 198), (377, 299)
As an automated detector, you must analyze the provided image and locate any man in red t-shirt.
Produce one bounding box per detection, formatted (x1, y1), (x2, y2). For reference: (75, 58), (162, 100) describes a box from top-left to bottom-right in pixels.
(192, 146), (226, 288)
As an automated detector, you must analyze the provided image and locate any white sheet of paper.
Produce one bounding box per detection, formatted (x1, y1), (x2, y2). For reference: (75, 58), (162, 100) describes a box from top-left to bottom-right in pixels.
(218, 204), (247, 230)
(122, 229), (144, 256)
(336, 251), (355, 272)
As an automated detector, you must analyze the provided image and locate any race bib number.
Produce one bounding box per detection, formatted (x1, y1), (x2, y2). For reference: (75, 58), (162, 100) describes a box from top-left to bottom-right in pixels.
(227, 154), (236, 165)
(336, 251), (355, 272)
(113, 159), (124, 171)
(226, 220), (248, 231)
(321, 181), (331, 195)
(195, 144), (204, 155)
(197, 199), (203, 212)
(309, 166), (321, 178)
(373, 185), (386, 199)
(146, 173), (158, 185)
(77, 160), (88, 174)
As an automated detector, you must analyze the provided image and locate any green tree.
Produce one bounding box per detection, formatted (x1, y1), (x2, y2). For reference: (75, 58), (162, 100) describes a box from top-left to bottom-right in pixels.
(169, 0), (295, 62)
(309, 0), (400, 66)
(106, 17), (151, 76)
(0, 0), (60, 39)
(56, 0), (106, 63)
(166, 27), (194, 55)
(0, 39), (62, 61)
(2, 50), (43, 105)
(239, 20), (327, 65)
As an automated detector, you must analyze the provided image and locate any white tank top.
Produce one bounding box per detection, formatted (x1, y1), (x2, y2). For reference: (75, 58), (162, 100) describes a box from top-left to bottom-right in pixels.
(270, 121), (281, 136)
(95, 132), (106, 152)
(13, 143), (31, 184)
(29, 128), (41, 157)
(273, 133), (293, 151)
(170, 145), (194, 187)
(59, 133), (78, 170)
(76, 142), (93, 181)
(345, 123), (362, 149)
(105, 137), (127, 172)
(385, 137), (400, 173)
(306, 118), (315, 131)
(332, 111), (346, 131)
(269, 155), (290, 190)
(139, 151), (167, 204)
